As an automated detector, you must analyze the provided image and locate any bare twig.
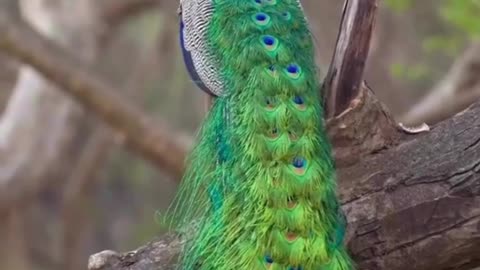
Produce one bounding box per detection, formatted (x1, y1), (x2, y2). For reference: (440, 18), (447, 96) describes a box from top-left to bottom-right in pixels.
(324, 0), (379, 118)
(321, 0), (399, 166)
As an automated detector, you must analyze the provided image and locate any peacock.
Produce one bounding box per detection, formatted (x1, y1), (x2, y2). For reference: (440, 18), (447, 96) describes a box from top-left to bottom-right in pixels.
(169, 0), (354, 269)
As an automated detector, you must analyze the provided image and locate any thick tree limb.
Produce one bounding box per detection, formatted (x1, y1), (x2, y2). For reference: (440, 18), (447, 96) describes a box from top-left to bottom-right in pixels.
(401, 41), (480, 125)
(324, 0), (379, 118)
(87, 101), (480, 270)
(322, 0), (400, 167)
(326, 82), (401, 167)
(0, 12), (188, 179)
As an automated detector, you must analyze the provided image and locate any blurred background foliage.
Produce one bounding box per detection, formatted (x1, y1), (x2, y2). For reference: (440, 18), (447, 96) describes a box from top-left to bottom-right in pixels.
(385, 0), (479, 82)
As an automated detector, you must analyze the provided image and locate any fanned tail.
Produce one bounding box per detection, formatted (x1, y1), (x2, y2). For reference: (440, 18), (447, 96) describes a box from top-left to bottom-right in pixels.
(169, 1), (354, 269)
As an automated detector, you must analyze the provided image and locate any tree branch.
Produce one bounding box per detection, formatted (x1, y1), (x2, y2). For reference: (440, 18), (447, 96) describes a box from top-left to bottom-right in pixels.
(0, 12), (188, 179)
(321, 0), (400, 167)
(324, 0), (379, 118)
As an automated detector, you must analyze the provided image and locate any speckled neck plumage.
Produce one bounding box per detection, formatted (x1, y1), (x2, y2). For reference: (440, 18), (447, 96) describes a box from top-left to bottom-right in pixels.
(170, 0), (354, 269)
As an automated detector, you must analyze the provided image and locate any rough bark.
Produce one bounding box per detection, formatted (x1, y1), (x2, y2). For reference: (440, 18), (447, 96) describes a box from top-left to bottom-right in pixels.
(338, 102), (480, 270)
(326, 82), (401, 167)
(86, 101), (480, 270)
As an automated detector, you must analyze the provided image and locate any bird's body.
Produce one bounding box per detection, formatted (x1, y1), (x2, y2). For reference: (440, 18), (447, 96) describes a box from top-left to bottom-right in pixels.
(171, 0), (354, 269)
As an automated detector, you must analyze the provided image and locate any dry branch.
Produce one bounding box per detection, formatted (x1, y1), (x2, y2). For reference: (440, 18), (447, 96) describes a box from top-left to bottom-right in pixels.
(324, 0), (379, 118)
(326, 82), (400, 167)
(0, 12), (188, 179)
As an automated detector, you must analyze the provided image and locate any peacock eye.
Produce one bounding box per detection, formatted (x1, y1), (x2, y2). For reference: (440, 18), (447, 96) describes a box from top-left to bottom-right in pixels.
(288, 130), (298, 141)
(282, 11), (292, 20)
(293, 95), (304, 105)
(292, 157), (307, 175)
(285, 64), (302, 80)
(264, 255), (273, 264)
(261, 35), (278, 51)
(265, 96), (277, 110)
(287, 196), (297, 209)
(293, 95), (306, 110)
(268, 127), (279, 139)
(292, 157), (306, 168)
(253, 13), (271, 26)
(263, 36), (275, 46)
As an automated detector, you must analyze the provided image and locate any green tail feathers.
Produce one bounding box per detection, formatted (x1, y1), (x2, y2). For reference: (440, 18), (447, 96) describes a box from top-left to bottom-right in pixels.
(169, 0), (354, 269)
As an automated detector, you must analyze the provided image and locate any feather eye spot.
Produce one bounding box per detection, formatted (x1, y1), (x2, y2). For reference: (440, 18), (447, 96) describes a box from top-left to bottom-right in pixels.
(263, 36), (275, 46)
(264, 255), (274, 264)
(253, 13), (271, 26)
(266, 65), (277, 77)
(285, 64), (302, 79)
(265, 97), (276, 110)
(293, 95), (304, 105)
(268, 127), (279, 138)
(287, 196), (297, 209)
(288, 131), (298, 141)
(287, 64), (299, 74)
(256, 13), (267, 22)
(261, 35), (278, 51)
(286, 231), (298, 242)
(282, 11), (292, 20)
(292, 157), (305, 168)
(293, 95), (306, 110)
(292, 157), (306, 174)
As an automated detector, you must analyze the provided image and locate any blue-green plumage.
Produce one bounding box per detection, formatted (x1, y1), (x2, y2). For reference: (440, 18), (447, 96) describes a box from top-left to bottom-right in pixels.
(172, 0), (354, 269)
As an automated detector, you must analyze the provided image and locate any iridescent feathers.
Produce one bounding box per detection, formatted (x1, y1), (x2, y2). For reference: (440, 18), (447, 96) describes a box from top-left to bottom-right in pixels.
(171, 0), (354, 269)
